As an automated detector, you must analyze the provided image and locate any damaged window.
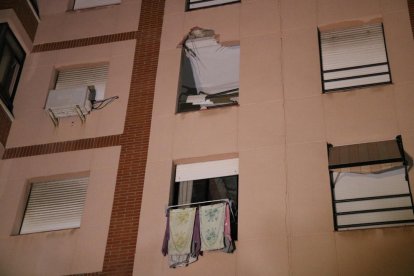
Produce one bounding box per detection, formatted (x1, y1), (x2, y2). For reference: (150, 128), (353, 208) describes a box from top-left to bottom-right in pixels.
(177, 28), (240, 113)
(328, 136), (414, 231)
(186, 0), (240, 11)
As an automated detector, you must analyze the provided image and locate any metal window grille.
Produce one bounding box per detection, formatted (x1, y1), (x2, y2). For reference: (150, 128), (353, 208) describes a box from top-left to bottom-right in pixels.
(327, 136), (414, 231)
(20, 177), (89, 234)
(319, 23), (391, 92)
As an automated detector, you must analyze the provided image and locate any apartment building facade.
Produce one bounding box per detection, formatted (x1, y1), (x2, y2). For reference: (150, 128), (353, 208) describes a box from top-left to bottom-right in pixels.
(1, 0), (414, 275)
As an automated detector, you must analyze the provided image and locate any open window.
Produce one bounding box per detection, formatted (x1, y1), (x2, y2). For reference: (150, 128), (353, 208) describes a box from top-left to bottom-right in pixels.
(20, 177), (89, 234)
(171, 158), (239, 239)
(328, 136), (414, 231)
(319, 22), (391, 92)
(0, 23), (26, 113)
(177, 28), (240, 113)
(186, 0), (240, 11)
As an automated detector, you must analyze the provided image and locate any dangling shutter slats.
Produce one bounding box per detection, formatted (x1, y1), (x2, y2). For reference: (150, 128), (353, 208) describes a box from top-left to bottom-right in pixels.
(20, 177), (88, 234)
(320, 23), (391, 91)
(188, 0), (239, 10)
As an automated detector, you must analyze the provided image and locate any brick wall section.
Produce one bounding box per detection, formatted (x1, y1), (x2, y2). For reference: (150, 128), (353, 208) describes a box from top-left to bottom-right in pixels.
(2, 135), (121, 159)
(0, 0), (38, 41)
(100, 0), (165, 274)
(0, 107), (12, 147)
(32, 31), (138, 53)
(408, 0), (414, 38)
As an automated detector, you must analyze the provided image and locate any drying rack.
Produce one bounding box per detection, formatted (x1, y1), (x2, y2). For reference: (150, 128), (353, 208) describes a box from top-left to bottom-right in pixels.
(165, 198), (236, 219)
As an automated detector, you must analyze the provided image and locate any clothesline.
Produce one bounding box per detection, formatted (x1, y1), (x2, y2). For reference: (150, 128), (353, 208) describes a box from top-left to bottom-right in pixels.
(165, 198), (236, 219)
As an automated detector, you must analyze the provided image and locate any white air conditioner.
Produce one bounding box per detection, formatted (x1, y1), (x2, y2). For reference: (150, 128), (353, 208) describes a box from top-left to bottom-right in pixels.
(45, 86), (93, 126)
(73, 0), (121, 10)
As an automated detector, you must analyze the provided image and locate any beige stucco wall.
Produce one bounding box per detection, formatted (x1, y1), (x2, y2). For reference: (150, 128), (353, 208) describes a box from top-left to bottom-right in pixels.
(35, 0), (141, 44)
(134, 0), (414, 275)
(0, 146), (120, 275)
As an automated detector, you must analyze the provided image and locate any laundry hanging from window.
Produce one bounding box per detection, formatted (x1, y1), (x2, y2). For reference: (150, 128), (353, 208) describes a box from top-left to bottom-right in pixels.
(162, 202), (235, 268)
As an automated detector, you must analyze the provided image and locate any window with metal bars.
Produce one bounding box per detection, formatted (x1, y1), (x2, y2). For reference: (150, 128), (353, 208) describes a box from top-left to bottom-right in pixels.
(318, 22), (392, 92)
(19, 177), (89, 234)
(327, 136), (414, 231)
(185, 0), (240, 11)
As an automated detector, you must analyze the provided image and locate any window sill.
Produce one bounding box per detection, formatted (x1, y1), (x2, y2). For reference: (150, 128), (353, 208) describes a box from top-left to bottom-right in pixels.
(176, 102), (239, 115)
(185, 0), (241, 12)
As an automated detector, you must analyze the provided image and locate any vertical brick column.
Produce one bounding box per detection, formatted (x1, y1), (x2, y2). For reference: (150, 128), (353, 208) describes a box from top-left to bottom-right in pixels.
(100, 0), (165, 275)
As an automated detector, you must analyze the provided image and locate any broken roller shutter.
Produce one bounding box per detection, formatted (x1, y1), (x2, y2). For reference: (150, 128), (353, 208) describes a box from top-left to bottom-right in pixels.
(187, 0), (240, 10)
(20, 177), (89, 234)
(320, 23), (391, 92)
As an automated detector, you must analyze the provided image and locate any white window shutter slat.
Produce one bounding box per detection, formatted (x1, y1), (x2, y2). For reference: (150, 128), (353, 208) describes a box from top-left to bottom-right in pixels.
(20, 177), (89, 234)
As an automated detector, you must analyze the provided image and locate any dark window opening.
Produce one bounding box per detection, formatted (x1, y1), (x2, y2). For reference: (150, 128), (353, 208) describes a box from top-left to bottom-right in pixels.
(172, 175), (238, 240)
(0, 23), (25, 113)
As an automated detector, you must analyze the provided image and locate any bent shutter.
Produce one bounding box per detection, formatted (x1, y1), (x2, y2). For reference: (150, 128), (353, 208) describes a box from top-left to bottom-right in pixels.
(320, 23), (391, 92)
(20, 177), (88, 234)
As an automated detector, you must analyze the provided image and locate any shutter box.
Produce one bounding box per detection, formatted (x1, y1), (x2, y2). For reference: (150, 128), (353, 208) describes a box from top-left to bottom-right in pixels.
(73, 0), (121, 10)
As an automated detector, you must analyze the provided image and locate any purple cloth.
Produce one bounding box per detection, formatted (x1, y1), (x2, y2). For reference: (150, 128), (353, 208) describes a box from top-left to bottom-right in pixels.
(191, 209), (201, 258)
(162, 212), (170, 256)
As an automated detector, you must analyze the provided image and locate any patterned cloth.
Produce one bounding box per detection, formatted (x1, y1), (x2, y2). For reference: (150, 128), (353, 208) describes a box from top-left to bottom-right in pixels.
(223, 203), (235, 253)
(168, 207), (196, 255)
(199, 203), (225, 251)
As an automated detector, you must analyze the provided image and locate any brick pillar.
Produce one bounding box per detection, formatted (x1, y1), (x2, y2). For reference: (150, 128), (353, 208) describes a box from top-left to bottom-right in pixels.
(100, 0), (165, 275)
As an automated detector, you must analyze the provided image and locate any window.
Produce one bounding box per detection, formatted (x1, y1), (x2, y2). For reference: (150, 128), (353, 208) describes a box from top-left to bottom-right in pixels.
(177, 28), (240, 113)
(186, 0), (240, 11)
(53, 63), (109, 99)
(0, 23), (25, 113)
(328, 136), (414, 231)
(72, 0), (121, 10)
(172, 158), (239, 238)
(20, 177), (88, 234)
(319, 23), (391, 92)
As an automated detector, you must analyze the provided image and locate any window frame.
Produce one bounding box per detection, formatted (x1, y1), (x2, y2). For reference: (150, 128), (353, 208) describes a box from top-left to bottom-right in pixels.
(0, 23), (26, 113)
(185, 0), (241, 12)
(170, 159), (239, 239)
(327, 136), (414, 231)
(318, 22), (392, 93)
(19, 176), (89, 235)
(176, 33), (240, 113)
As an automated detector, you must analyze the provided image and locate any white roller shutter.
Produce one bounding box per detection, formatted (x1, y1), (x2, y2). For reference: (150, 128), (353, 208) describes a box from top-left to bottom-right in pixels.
(175, 158), (239, 182)
(55, 64), (109, 100)
(20, 177), (89, 234)
(320, 23), (391, 91)
(188, 0), (239, 10)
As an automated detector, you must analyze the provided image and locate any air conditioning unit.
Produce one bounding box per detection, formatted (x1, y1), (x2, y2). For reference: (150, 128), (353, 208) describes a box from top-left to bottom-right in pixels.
(73, 0), (121, 10)
(45, 86), (94, 126)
